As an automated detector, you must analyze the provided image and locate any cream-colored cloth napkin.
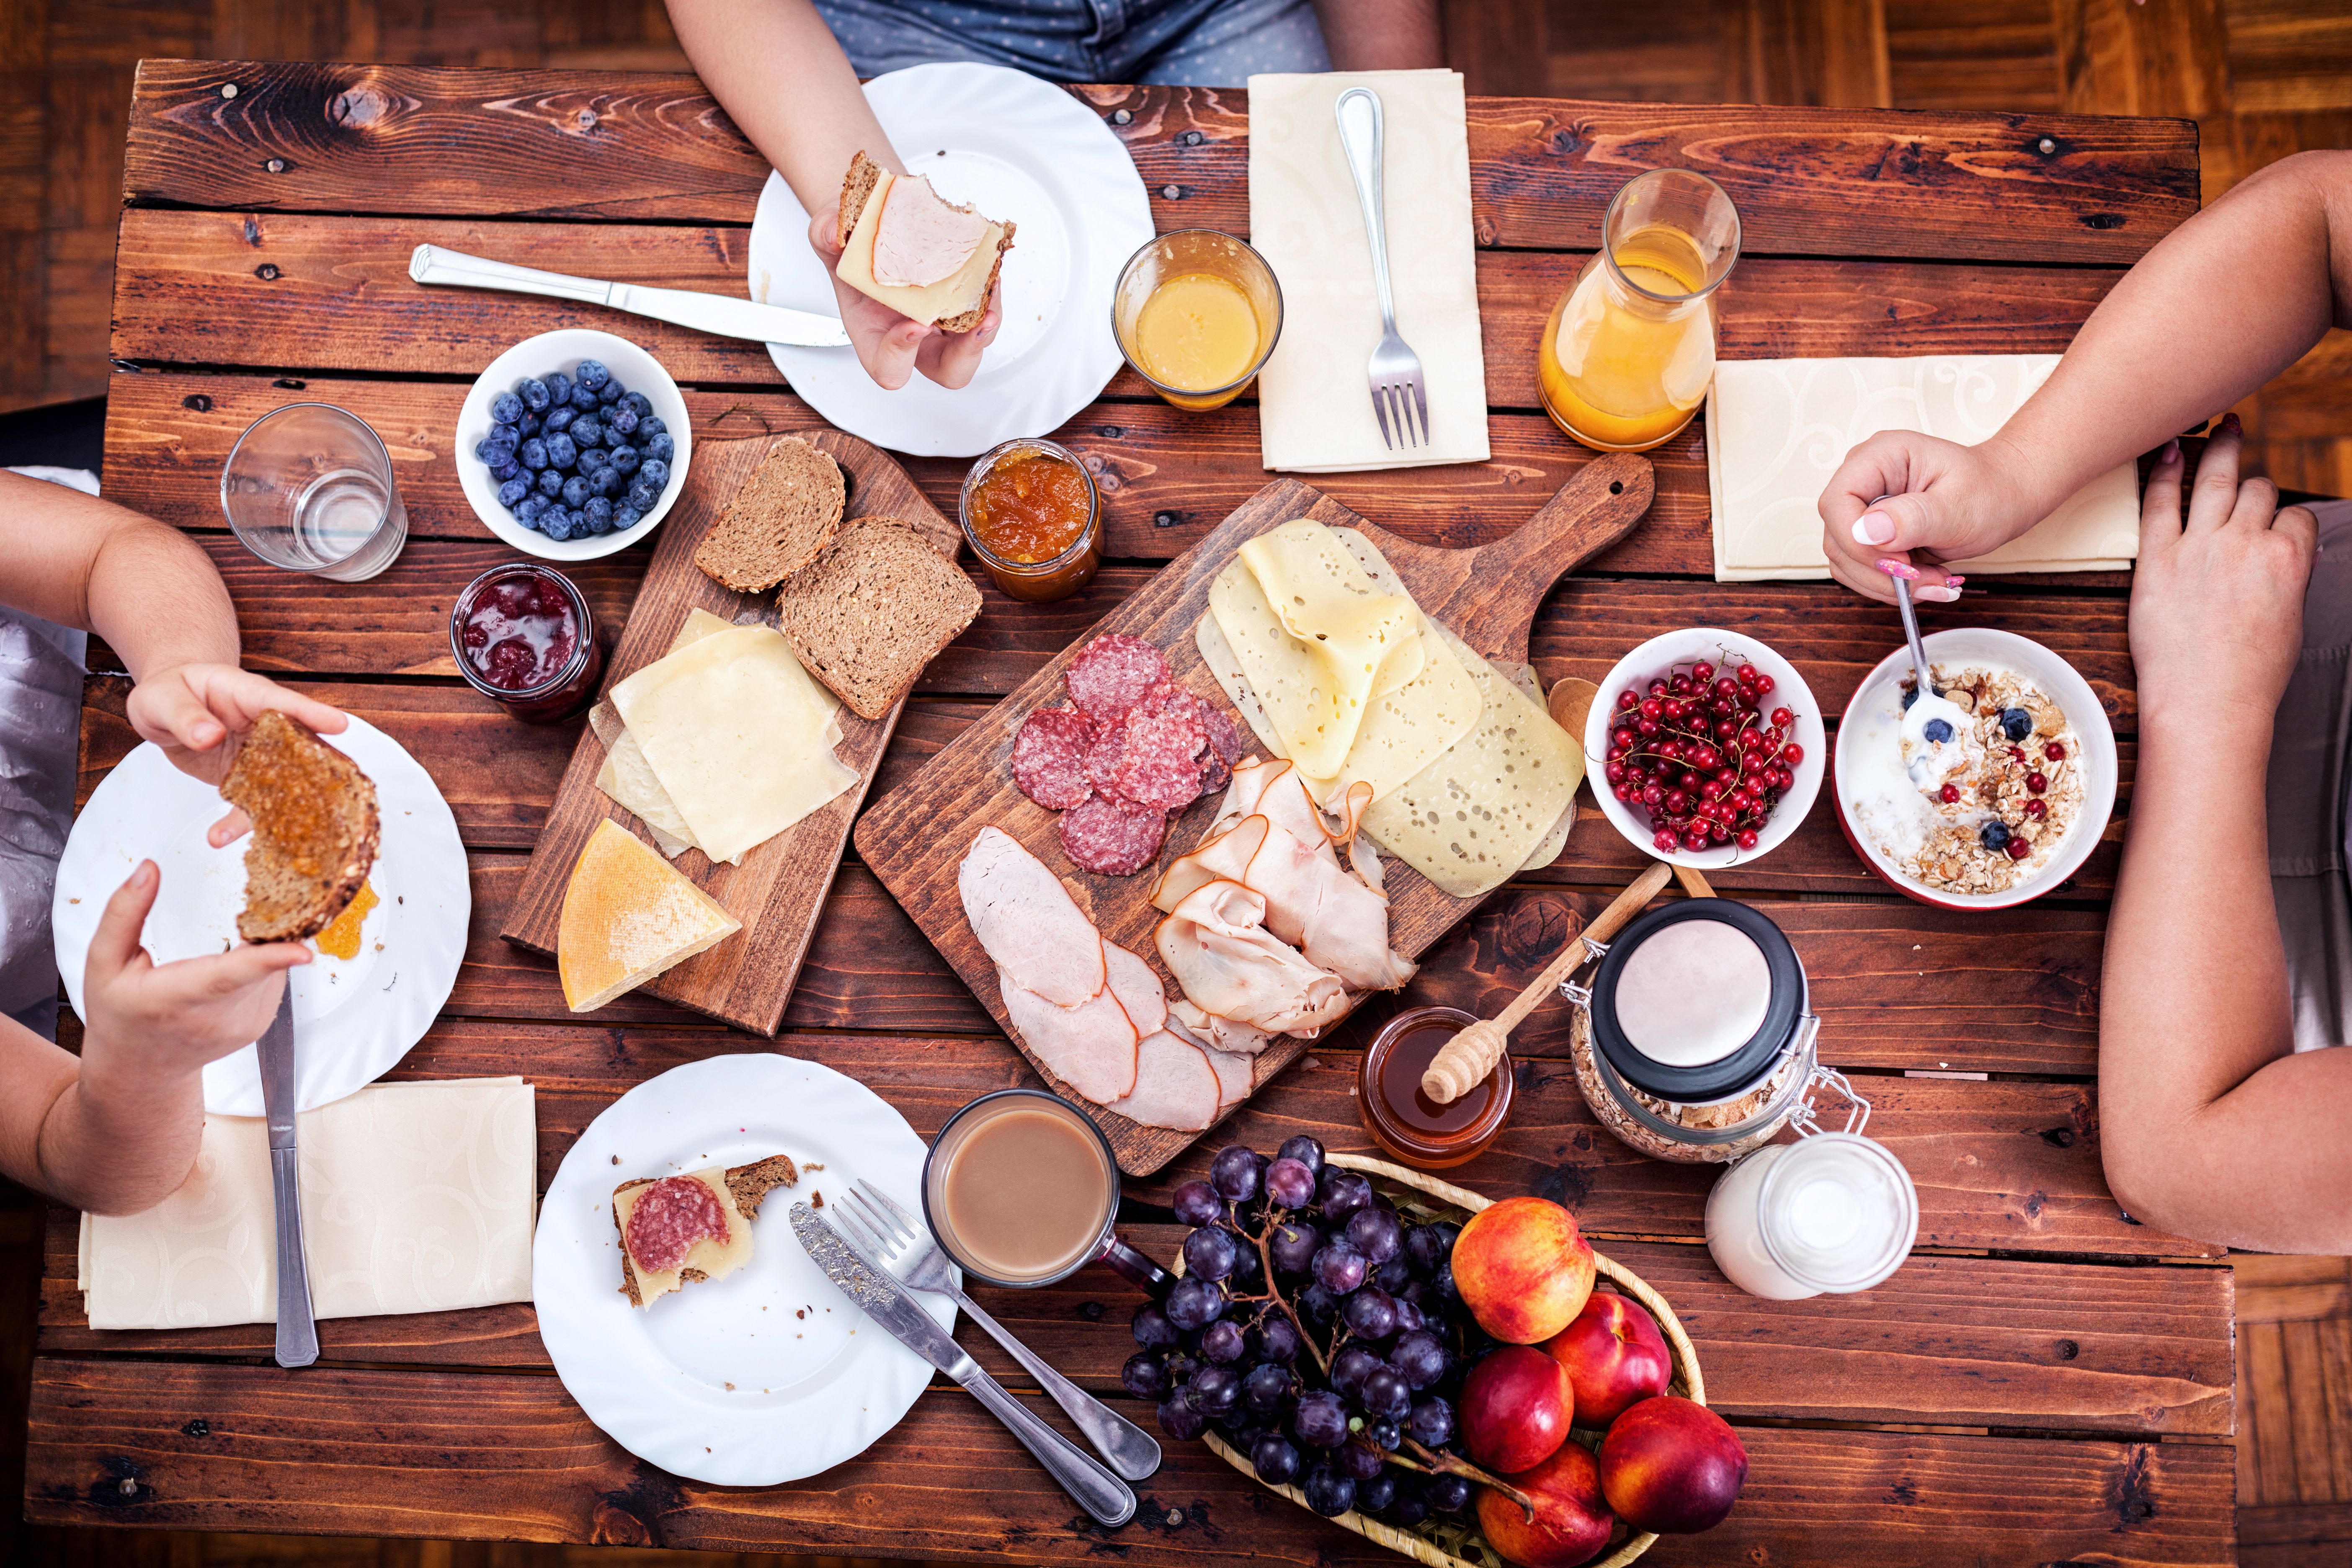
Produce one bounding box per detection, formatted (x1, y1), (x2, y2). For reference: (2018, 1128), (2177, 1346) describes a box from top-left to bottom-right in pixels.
(79, 1078), (536, 1330)
(1707, 355), (2141, 581)
(1249, 70), (1489, 472)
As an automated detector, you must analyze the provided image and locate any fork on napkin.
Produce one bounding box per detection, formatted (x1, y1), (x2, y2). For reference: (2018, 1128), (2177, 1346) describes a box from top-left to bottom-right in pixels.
(79, 1078), (537, 1330)
(1248, 69), (1490, 473)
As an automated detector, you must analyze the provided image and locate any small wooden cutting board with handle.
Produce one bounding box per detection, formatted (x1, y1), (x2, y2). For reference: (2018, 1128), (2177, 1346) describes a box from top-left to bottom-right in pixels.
(503, 428), (955, 1035)
(856, 451), (1655, 1176)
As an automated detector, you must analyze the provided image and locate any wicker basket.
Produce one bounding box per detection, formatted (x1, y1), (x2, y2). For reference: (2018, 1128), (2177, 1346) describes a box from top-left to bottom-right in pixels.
(1194, 1153), (1704, 1568)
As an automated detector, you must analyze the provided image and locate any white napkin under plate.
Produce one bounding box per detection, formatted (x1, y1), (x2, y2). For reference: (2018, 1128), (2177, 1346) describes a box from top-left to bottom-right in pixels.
(79, 1077), (536, 1330)
(1707, 355), (2141, 581)
(1249, 69), (1490, 472)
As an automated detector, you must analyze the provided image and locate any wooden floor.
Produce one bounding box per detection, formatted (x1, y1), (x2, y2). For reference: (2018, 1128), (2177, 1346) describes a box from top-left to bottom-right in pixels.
(3, 0), (2349, 1564)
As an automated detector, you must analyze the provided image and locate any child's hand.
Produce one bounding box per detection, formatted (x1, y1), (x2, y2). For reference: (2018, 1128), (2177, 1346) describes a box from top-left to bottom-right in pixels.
(2130, 418), (2317, 727)
(125, 664), (350, 846)
(809, 205), (1003, 392)
(79, 860), (310, 1082)
(1817, 428), (2044, 604)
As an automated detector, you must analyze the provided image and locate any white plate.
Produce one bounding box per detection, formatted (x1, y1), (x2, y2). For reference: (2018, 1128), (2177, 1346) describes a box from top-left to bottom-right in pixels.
(534, 1053), (953, 1487)
(52, 718), (469, 1116)
(454, 328), (694, 561)
(747, 62), (1155, 457)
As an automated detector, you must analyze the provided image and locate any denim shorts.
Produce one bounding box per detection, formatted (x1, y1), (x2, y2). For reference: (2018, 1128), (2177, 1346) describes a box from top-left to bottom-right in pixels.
(813, 0), (1330, 86)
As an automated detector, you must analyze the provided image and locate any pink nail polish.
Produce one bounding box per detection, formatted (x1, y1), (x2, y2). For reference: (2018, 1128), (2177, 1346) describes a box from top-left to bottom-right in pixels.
(1942, 574), (1967, 588)
(2161, 438), (2180, 462)
(1853, 511), (1896, 547)
(2221, 412), (2243, 435)
(1875, 557), (1921, 581)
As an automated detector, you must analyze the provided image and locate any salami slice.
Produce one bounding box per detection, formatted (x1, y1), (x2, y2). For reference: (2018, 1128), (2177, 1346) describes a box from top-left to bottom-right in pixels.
(1082, 721), (1130, 799)
(1202, 703), (1246, 765)
(1060, 793), (1169, 876)
(1011, 705), (1094, 810)
(1065, 634), (1170, 725)
(624, 1175), (730, 1274)
(1197, 745), (1232, 797)
(1113, 683), (1208, 812)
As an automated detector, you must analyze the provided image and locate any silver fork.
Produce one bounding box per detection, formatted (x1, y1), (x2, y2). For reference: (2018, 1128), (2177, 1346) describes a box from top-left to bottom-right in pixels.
(1334, 85), (1429, 450)
(838, 1181), (1163, 1482)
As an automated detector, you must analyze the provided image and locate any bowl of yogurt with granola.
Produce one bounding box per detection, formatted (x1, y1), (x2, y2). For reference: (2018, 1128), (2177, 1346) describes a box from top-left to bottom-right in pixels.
(1833, 628), (2116, 909)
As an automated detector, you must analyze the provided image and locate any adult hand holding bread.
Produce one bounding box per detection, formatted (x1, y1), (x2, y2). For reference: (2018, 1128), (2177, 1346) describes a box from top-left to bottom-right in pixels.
(668, 0), (1006, 393)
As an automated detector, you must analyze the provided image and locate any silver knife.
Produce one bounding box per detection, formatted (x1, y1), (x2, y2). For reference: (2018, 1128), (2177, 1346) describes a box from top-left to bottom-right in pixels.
(408, 244), (852, 348)
(792, 1204), (1136, 1526)
(258, 985), (319, 1368)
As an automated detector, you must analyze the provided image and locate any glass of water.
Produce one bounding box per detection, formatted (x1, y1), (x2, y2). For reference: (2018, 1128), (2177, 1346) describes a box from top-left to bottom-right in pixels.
(220, 404), (409, 581)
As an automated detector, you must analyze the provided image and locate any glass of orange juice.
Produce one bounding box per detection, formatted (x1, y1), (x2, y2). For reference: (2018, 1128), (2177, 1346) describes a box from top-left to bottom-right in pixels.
(1539, 170), (1742, 452)
(1111, 230), (1283, 412)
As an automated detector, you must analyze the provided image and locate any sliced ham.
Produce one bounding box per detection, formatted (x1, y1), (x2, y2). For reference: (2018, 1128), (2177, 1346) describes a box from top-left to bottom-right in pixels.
(1156, 810), (1415, 993)
(1104, 939), (1168, 1038)
(1204, 1043), (1253, 1112)
(1000, 971), (1139, 1104)
(871, 173), (990, 288)
(1168, 996), (1279, 1057)
(1104, 1029), (1223, 1132)
(961, 827), (1104, 1007)
(1156, 880), (1351, 1038)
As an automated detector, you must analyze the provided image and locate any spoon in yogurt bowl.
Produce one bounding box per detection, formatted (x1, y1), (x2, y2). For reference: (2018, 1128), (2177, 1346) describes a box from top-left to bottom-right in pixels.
(1888, 571), (1977, 794)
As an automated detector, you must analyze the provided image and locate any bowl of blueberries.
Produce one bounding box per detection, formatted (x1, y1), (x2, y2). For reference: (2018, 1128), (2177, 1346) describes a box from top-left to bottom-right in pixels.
(454, 328), (692, 560)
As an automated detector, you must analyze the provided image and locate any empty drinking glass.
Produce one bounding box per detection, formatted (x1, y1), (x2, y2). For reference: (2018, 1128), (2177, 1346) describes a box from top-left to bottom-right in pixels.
(221, 404), (409, 581)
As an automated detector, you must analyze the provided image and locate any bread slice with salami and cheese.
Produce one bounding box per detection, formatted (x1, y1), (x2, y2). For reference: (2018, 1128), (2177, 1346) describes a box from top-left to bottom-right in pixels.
(833, 150), (1014, 332)
(613, 1153), (799, 1308)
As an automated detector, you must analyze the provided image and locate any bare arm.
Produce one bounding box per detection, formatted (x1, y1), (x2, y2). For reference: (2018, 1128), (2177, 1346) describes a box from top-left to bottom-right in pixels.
(2097, 428), (2352, 1253)
(663, 0), (1001, 390)
(1819, 148), (2352, 603)
(1313, 0), (1444, 70)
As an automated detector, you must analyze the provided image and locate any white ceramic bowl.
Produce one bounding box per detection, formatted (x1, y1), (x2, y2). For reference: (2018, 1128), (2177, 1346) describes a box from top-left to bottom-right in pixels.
(455, 328), (691, 561)
(1583, 628), (1828, 871)
(1832, 627), (2117, 910)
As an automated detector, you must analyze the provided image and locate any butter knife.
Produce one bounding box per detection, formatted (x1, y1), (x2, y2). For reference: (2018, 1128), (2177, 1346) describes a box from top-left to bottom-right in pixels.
(408, 244), (853, 348)
(791, 1204), (1135, 1526)
(258, 985), (318, 1368)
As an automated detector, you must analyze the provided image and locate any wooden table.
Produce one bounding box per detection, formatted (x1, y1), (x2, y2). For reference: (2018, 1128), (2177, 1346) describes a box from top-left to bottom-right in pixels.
(26, 59), (2236, 1565)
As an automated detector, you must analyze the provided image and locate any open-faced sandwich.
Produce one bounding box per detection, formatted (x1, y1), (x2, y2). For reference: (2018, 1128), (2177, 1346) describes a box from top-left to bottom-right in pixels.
(833, 150), (1014, 332)
(219, 709), (381, 942)
(614, 1153), (799, 1308)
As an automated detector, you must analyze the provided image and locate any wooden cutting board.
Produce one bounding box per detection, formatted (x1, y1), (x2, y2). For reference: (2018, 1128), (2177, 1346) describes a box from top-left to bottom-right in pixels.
(855, 452), (1656, 1175)
(503, 428), (957, 1034)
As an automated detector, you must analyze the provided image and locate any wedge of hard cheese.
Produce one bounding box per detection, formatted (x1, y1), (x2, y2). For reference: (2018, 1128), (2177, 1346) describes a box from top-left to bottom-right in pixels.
(834, 150), (1014, 332)
(558, 820), (742, 1011)
(614, 1154), (799, 1308)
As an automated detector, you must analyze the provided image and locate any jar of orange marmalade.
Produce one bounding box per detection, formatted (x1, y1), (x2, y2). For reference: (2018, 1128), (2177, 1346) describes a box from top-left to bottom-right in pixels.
(959, 438), (1102, 603)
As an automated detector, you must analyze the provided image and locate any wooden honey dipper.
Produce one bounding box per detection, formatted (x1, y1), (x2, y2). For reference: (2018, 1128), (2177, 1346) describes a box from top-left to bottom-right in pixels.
(1419, 859), (1679, 1105)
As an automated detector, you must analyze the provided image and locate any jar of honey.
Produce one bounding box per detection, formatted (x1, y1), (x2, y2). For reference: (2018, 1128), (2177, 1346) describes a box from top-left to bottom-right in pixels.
(959, 437), (1102, 603)
(1111, 230), (1284, 412)
(1358, 1005), (1514, 1169)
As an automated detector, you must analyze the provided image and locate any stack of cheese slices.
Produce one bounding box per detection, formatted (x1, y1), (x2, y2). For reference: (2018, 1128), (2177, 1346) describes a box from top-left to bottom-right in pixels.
(1197, 518), (1583, 899)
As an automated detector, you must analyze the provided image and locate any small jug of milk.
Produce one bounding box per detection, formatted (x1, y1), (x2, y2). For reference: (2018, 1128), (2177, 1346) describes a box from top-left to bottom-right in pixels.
(1703, 1077), (1918, 1300)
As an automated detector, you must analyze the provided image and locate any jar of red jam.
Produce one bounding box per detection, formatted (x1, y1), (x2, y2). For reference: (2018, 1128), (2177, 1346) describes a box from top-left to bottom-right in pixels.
(959, 437), (1102, 603)
(449, 562), (603, 722)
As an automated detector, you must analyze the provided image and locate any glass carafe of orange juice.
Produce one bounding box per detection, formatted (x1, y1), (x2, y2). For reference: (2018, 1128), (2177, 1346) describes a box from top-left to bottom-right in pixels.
(1539, 169), (1741, 452)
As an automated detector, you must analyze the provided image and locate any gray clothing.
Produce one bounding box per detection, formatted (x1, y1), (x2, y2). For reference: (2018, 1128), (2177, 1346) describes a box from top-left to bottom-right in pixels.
(2270, 499), (2352, 1051)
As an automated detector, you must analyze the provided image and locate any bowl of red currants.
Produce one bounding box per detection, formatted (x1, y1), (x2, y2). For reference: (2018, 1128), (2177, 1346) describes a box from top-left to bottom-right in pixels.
(1582, 630), (1827, 872)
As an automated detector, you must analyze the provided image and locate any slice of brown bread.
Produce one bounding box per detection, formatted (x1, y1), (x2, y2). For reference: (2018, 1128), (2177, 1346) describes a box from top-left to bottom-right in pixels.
(693, 436), (846, 593)
(219, 709), (380, 943)
(614, 1153), (799, 1308)
(836, 150), (1014, 335)
(776, 518), (982, 721)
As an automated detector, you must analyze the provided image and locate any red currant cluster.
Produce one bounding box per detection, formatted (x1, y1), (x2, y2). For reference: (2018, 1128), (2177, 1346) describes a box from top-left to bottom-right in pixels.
(1603, 659), (1804, 855)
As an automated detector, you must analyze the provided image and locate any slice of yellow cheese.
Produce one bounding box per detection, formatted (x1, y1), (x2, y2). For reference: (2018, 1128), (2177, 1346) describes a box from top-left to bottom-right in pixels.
(1217, 520), (1422, 778)
(558, 820), (742, 1011)
(835, 169), (1006, 327)
(611, 624), (859, 866)
(613, 1167), (756, 1308)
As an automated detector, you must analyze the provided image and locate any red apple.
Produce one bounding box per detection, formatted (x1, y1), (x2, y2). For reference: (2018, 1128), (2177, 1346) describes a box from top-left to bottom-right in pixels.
(1477, 1438), (1617, 1568)
(1460, 1345), (1574, 1475)
(1597, 1395), (1747, 1534)
(1542, 1289), (1674, 1427)
(1453, 1195), (1597, 1344)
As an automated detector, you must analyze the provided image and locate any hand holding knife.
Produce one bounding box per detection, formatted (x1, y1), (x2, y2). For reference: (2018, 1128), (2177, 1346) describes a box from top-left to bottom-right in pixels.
(792, 1203), (1136, 1526)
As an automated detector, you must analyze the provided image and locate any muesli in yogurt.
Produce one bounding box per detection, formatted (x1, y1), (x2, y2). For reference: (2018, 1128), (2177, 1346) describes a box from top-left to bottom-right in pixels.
(1847, 662), (2084, 896)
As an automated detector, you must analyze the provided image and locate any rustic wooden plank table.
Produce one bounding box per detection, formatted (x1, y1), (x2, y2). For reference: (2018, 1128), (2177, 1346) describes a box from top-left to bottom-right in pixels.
(26, 59), (2237, 1565)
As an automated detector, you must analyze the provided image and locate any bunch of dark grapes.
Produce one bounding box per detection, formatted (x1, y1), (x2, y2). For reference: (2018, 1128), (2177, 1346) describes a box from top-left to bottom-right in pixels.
(1123, 1138), (1497, 1524)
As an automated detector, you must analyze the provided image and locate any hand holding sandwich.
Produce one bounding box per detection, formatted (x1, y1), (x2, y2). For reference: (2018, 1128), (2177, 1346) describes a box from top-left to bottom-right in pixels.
(807, 200), (1003, 391)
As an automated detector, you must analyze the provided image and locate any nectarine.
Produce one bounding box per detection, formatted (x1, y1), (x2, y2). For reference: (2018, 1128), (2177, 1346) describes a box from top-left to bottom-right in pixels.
(1597, 1395), (1747, 1534)
(1452, 1195), (1596, 1344)
(1460, 1346), (1573, 1475)
(1477, 1438), (1616, 1568)
(1543, 1290), (1673, 1427)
